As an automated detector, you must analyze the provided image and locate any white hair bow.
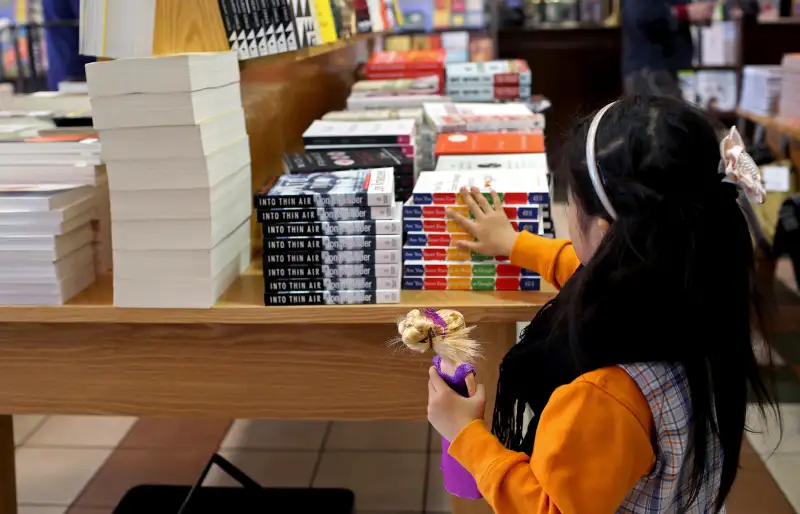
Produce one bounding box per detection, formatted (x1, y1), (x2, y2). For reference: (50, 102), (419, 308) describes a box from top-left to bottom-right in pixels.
(720, 126), (766, 204)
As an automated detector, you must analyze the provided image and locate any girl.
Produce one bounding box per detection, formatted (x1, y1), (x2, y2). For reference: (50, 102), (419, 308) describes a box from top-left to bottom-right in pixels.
(425, 96), (775, 513)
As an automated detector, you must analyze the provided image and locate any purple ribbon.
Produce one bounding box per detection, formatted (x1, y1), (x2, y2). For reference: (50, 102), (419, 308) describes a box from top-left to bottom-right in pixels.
(424, 308), (447, 340)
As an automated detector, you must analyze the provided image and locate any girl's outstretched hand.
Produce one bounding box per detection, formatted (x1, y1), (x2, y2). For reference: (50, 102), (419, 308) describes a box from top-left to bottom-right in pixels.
(446, 187), (519, 258)
(427, 366), (486, 442)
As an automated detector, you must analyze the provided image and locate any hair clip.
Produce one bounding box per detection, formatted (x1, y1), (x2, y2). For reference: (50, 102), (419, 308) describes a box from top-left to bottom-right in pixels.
(720, 126), (766, 204)
(424, 308), (448, 339)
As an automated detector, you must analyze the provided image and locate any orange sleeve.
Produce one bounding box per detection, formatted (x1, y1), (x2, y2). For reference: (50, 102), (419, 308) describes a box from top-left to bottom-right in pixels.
(509, 232), (581, 289)
(447, 367), (655, 514)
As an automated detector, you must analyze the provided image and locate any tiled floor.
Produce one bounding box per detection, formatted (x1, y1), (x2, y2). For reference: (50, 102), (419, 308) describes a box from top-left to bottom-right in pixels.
(8, 409), (800, 514)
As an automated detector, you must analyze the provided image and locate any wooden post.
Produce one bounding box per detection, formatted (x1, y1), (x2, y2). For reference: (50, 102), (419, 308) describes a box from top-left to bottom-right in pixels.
(0, 415), (16, 514)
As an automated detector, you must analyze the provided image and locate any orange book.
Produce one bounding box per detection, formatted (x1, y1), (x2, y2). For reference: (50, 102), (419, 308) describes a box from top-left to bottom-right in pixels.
(434, 132), (545, 156)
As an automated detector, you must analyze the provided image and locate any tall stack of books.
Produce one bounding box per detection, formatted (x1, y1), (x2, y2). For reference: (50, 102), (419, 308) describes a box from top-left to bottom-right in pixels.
(779, 54), (800, 119)
(444, 60), (532, 102)
(301, 118), (418, 201)
(86, 52), (252, 308)
(739, 66), (783, 117)
(0, 184), (98, 304)
(402, 169), (547, 291)
(0, 134), (112, 274)
(254, 169), (402, 305)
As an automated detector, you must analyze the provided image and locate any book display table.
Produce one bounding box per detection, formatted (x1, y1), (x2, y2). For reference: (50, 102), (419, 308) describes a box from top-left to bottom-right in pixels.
(0, 266), (555, 514)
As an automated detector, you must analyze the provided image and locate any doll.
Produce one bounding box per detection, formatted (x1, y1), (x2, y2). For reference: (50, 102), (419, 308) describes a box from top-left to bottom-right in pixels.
(396, 308), (482, 500)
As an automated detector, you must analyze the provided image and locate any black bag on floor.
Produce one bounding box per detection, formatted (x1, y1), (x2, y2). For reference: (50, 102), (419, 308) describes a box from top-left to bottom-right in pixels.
(113, 453), (355, 514)
(772, 195), (800, 292)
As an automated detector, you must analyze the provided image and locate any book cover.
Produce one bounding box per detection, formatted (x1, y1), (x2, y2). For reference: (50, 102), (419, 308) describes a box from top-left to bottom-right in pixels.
(261, 216), (402, 237)
(403, 218), (538, 234)
(262, 234), (401, 252)
(262, 249), (401, 266)
(434, 132), (544, 157)
(403, 260), (527, 276)
(424, 103), (545, 132)
(447, 86), (531, 102)
(445, 60), (532, 86)
(405, 231), (473, 247)
(313, 0), (339, 42)
(258, 205), (396, 223)
(264, 289), (401, 305)
(435, 153), (548, 172)
(352, 75), (440, 94)
(262, 262), (401, 279)
(412, 169), (549, 205)
(366, 50), (447, 73)
(401, 246), (502, 261)
(403, 202), (540, 220)
(402, 276), (541, 290)
(263, 276), (401, 292)
(283, 147), (414, 175)
(302, 119), (416, 147)
(254, 170), (395, 208)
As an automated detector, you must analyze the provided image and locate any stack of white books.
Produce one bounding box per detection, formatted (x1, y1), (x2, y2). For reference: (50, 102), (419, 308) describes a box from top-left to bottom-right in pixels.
(0, 135), (112, 274)
(0, 184), (97, 305)
(739, 66), (783, 117)
(86, 52), (252, 308)
(779, 54), (800, 119)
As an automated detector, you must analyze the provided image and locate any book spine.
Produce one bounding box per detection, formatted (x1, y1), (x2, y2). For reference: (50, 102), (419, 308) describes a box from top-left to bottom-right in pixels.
(246, 0), (269, 56)
(256, 0), (278, 54)
(262, 234), (401, 252)
(302, 134), (413, 147)
(263, 276), (401, 292)
(405, 232), (472, 247)
(234, 0), (254, 59)
(257, 205), (394, 222)
(281, 0), (300, 50)
(262, 249), (400, 266)
(261, 218), (402, 237)
(241, 0), (263, 57)
(313, 0), (338, 43)
(228, 0), (249, 59)
(402, 204), (541, 220)
(264, 290), (401, 305)
(217, 0), (237, 49)
(402, 277), (541, 291)
(354, 0), (373, 32)
(262, 263), (401, 279)
(402, 219), (539, 234)
(254, 193), (367, 209)
(266, 0), (288, 52)
(402, 246), (502, 262)
(403, 261), (529, 277)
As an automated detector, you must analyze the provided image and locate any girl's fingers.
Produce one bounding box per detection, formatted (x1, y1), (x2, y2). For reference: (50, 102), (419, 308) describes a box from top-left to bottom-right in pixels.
(465, 373), (477, 397)
(490, 190), (502, 211)
(446, 211), (478, 236)
(471, 187), (493, 215)
(461, 189), (484, 219)
(454, 239), (481, 252)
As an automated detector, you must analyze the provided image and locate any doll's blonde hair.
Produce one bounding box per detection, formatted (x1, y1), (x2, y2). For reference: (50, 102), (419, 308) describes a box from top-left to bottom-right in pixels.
(395, 308), (480, 364)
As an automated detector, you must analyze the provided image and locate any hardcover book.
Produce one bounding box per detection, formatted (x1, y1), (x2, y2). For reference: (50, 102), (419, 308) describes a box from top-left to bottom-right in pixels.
(264, 289), (401, 305)
(263, 276), (401, 292)
(261, 262), (401, 279)
(262, 234), (402, 252)
(302, 120), (416, 147)
(424, 103), (545, 133)
(402, 201), (541, 220)
(411, 169), (549, 205)
(402, 276), (541, 290)
(253, 169), (395, 209)
(434, 133), (545, 156)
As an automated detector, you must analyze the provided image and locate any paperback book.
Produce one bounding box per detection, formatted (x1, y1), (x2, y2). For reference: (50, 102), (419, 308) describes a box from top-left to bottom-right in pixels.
(258, 205), (396, 222)
(283, 148), (413, 177)
(403, 260), (529, 276)
(254, 169), (395, 208)
(401, 246), (504, 262)
(261, 203), (401, 236)
(263, 275), (401, 292)
(403, 202), (540, 220)
(402, 276), (541, 290)
(302, 119), (416, 147)
(403, 218), (538, 234)
(261, 249), (401, 266)
(321, 108), (424, 123)
(411, 169), (549, 205)
(424, 103), (545, 132)
(262, 262), (401, 279)
(434, 133), (545, 156)
(264, 289), (401, 305)
(262, 234), (401, 252)
(444, 60), (532, 87)
(435, 153), (548, 172)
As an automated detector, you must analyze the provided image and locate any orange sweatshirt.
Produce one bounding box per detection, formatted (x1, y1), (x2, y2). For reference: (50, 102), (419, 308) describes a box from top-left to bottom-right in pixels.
(448, 233), (656, 514)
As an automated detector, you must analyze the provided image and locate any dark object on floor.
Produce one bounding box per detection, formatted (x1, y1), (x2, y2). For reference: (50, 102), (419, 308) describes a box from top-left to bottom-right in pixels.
(772, 196), (800, 292)
(113, 453), (356, 514)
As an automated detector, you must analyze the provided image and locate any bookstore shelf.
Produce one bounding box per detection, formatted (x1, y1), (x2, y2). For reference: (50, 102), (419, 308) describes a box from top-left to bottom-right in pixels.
(737, 108), (800, 141)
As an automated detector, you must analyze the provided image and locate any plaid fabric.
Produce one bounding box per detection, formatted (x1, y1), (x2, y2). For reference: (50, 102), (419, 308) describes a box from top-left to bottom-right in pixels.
(618, 363), (725, 513)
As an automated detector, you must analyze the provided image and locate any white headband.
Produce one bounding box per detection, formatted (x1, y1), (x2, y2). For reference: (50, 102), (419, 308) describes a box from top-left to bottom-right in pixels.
(585, 101), (618, 220)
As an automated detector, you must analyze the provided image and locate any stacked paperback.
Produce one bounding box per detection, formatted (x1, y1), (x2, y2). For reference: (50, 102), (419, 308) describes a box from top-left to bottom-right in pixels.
(365, 50), (447, 84)
(444, 60), (532, 102)
(254, 169), (402, 305)
(346, 75), (449, 111)
(779, 54), (800, 119)
(739, 66), (783, 117)
(86, 52), (252, 308)
(424, 102), (545, 133)
(402, 170), (548, 290)
(0, 184), (97, 304)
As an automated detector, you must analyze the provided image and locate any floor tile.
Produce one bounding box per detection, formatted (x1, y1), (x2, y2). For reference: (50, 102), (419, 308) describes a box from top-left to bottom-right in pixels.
(14, 416), (46, 446)
(326, 421), (428, 451)
(18, 507), (67, 514)
(314, 452), (426, 512)
(15, 447), (112, 505)
(727, 442), (795, 514)
(763, 452), (800, 512)
(26, 416), (136, 448)
(73, 448), (216, 508)
(746, 403), (800, 457)
(119, 418), (232, 449)
(220, 420), (327, 451)
(203, 450), (317, 488)
(426, 452), (451, 513)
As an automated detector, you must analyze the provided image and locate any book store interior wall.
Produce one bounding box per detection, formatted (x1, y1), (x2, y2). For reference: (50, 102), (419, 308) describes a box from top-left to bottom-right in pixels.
(0, 0), (797, 513)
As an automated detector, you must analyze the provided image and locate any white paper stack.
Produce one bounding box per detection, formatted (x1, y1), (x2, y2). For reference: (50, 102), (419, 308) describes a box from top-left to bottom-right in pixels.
(740, 66), (783, 116)
(86, 52), (252, 308)
(779, 54), (800, 119)
(0, 135), (112, 275)
(0, 185), (97, 304)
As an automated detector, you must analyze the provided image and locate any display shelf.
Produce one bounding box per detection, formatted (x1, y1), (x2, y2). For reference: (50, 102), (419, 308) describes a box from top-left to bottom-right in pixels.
(737, 108), (800, 141)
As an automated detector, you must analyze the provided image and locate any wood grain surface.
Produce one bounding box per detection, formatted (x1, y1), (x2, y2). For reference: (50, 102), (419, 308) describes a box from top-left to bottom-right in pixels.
(152, 0), (229, 55)
(0, 416), (14, 514)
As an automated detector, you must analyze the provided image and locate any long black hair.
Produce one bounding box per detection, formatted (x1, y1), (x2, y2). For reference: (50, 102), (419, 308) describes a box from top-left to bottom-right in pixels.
(493, 96), (775, 512)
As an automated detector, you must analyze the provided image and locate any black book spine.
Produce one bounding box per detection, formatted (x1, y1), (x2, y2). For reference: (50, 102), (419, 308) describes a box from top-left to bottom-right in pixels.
(229, 0), (247, 59)
(245, 0), (267, 56)
(262, 250), (379, 267)
(263, 277), (383, 292)
(253, 193), (369, 209)
(217, 0), (236, 48)
(261, 264), (382, 279)
(303, 135), (408, 146)
(260, 220), (384, 237)
(262, 235), (378, 252)
(280, 0), (299, 50)
(257, 207), (375, 222)
(263, 291), (385, 305)
(237, 0), (254, 58)
(255, 0), (276, 54)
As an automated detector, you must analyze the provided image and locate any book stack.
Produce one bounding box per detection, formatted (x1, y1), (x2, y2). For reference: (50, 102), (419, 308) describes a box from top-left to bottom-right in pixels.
(0, 135), (112, 275)
(86, 52), (252, 308)
(433, 132), (555, 238)
(254, 169), (402, 305)
(301, 119), (418, 201)
(779, 54), (800, 119)
(445, 60), (532, 102)
(365, 50), (447, 86)
(423, 102), (545, 133)
(739, 66), (783, 117)
(0, 184), (97, 305)
(402, 170), (548, 291)
(346, 75), (450, 110)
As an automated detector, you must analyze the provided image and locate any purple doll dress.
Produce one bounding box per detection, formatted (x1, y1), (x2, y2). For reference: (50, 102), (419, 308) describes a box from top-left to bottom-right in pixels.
(433, 354), (482, 500)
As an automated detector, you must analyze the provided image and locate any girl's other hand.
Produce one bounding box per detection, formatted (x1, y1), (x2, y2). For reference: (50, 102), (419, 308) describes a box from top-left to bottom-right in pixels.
(446, 187), (519, 258)
(427, 366), (486, 442)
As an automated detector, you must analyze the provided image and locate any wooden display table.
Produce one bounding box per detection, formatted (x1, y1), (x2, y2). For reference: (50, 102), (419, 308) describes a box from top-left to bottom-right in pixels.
(0, 265), (555, 514)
